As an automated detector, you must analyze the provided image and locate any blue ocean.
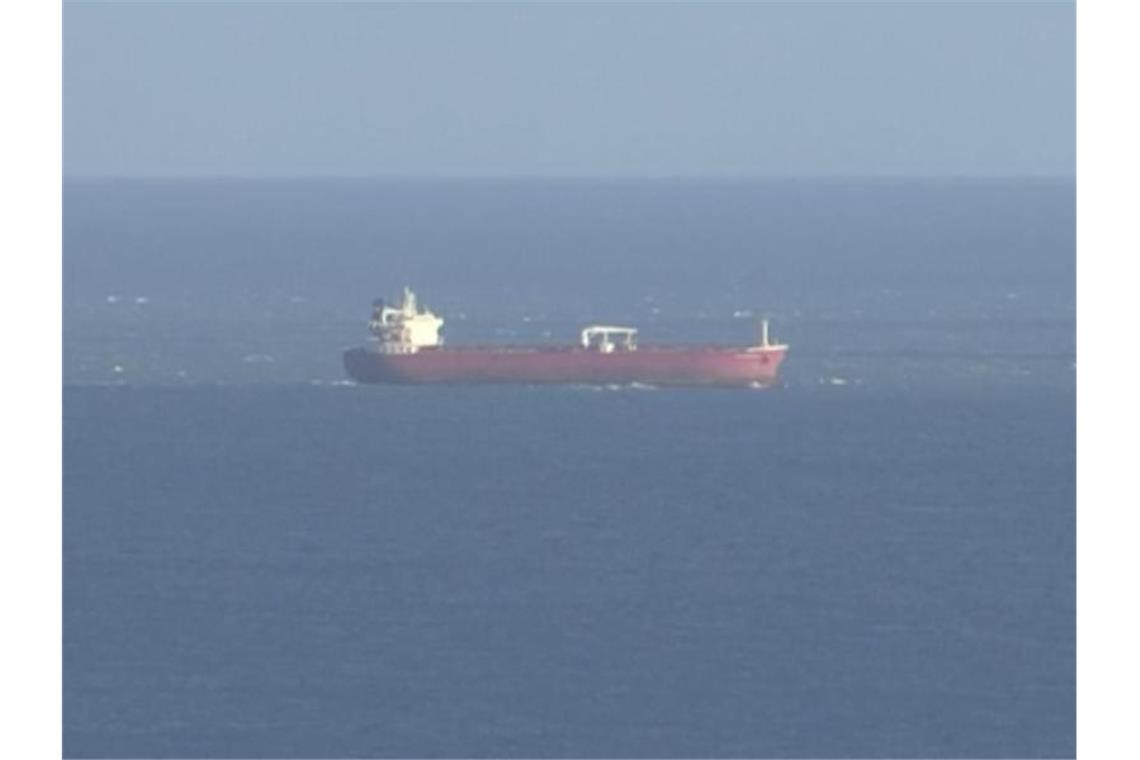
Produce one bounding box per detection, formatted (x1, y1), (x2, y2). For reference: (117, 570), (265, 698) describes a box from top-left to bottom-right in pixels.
(63, 179), (1075, 757)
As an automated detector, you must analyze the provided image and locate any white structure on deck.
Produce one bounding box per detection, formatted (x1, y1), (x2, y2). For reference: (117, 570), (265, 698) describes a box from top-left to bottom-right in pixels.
(580, 325), (638, 353)
(369, 287), (444, 354)
(747, 318), (787, 352)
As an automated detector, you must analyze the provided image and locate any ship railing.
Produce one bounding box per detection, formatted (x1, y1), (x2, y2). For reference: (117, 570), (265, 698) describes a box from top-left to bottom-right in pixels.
(581, 325), (638, 352)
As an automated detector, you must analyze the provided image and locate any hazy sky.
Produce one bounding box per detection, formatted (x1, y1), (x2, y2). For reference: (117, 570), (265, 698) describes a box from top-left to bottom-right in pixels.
(64, 1), (1074, 178)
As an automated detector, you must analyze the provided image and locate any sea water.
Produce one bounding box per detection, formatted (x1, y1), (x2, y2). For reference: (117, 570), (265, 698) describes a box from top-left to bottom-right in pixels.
(63, 179), (1074, 757)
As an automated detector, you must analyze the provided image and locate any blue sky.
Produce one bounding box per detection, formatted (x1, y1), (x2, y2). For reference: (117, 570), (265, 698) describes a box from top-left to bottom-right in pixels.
(64, 1), (1074, 177)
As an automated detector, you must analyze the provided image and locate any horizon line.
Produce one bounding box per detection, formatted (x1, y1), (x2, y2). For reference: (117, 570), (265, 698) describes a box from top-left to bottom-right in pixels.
(62, 171), (1076, 182)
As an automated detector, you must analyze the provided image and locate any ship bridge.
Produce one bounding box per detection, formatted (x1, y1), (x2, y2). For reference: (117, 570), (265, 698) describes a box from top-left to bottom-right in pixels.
(369, 287), (444, 354)
(581, 325), (638, 353)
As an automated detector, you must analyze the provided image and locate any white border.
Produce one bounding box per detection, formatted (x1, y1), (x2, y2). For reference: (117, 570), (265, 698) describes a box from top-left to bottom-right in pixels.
(0, 0), (62, 758)
(1077, 0), (1140, 758)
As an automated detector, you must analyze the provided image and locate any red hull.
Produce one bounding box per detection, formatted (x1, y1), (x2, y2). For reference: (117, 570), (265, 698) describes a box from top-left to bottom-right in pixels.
(344, 345), (787, 387)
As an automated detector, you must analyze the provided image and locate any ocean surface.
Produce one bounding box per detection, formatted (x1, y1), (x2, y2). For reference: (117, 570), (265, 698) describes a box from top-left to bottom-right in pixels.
(64, 178), (1075, 757)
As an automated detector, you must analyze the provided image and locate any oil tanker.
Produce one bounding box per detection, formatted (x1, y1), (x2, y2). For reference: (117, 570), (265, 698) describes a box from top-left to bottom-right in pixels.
(343, 288), (788, 387)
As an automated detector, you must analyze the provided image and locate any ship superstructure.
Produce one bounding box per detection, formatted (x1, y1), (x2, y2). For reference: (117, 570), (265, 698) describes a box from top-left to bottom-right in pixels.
(368, 287), (444, 353)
